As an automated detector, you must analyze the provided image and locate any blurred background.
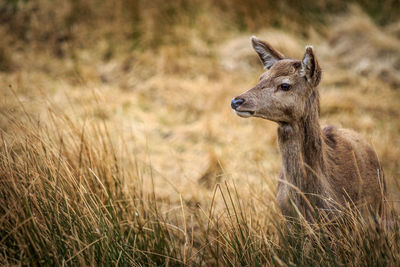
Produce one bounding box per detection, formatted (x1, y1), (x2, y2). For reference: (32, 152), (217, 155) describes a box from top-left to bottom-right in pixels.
(1, 0), (400, 209)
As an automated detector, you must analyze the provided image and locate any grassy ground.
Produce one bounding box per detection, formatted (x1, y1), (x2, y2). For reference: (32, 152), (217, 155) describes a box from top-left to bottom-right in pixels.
(1, 1), (400, 265)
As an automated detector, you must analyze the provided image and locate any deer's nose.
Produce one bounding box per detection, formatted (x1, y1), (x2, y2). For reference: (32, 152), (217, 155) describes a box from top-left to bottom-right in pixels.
(231, 98), (245, 110)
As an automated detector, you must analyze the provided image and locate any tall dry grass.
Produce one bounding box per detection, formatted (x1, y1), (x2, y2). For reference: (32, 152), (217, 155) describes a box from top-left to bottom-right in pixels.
(1, 0), (400, 265)
(1, 106), (399, 265)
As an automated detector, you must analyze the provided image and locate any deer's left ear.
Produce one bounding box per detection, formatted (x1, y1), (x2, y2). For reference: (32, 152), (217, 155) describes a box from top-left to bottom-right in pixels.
(300, 46), (321, 87)
(251, 36), (284, 69)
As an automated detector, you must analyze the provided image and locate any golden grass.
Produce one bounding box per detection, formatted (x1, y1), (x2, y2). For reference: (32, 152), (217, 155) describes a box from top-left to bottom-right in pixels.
(1, 1), (400, 265)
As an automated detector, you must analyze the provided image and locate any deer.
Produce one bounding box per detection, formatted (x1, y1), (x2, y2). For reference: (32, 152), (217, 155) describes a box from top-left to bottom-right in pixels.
(231, 36), (386, 221)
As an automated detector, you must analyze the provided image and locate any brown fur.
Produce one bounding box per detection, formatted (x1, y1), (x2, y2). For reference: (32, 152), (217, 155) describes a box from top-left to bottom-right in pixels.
(232, 37), (385, 220)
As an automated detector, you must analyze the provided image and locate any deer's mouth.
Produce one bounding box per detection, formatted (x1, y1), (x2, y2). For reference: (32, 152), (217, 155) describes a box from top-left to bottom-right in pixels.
(235, 110), (255, 118)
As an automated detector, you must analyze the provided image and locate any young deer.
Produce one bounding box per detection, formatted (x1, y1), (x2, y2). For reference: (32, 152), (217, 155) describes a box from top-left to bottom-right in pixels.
(231, 37), (385, 220)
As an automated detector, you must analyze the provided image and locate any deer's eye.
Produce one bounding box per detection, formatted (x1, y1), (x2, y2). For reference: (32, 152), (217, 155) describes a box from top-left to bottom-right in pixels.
(279, 83), (291, 91)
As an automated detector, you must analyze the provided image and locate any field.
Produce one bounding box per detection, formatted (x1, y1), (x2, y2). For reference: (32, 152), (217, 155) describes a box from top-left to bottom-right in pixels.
(1, 1), (400, 265)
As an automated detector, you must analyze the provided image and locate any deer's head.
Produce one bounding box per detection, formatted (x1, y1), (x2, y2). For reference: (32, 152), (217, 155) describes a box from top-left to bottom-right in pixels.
(231, 37), (322, 124)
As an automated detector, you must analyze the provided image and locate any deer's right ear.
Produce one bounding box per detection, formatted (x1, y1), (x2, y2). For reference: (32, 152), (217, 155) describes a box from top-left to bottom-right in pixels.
(300, 46), (322, 87)
(251, 36), (284, 69)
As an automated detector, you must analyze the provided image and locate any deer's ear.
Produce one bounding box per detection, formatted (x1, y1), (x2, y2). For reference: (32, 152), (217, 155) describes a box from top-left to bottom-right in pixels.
(251, 36), (284, 69)
(300, 46), (322, 86)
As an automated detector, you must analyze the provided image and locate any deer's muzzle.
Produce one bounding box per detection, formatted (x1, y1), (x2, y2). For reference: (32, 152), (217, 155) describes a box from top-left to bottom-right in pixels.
(231, 97), (255, 118)
(231, 98), (245, 110)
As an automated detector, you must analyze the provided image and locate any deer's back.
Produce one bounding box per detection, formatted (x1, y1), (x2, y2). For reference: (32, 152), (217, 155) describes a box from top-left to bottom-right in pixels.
(323, 126), (384, 210)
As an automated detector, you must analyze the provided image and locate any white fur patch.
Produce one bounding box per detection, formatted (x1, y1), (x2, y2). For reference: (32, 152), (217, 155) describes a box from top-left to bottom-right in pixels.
(235, 110), (253, 118)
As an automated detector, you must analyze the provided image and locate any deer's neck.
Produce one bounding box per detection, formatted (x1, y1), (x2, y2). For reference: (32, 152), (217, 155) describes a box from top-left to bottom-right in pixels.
(277, 92), (326, 198)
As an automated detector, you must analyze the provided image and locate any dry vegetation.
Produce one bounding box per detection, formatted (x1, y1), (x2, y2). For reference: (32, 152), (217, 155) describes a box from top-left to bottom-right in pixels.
(1, 0), (400, 265)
